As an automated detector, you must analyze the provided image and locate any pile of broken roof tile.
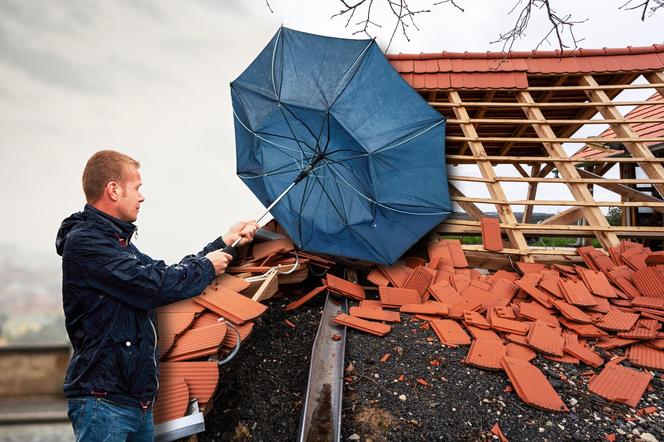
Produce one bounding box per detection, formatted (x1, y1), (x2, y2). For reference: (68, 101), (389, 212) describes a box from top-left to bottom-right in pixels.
(152, 227), (335, 426)
(288, 238), (664, 413)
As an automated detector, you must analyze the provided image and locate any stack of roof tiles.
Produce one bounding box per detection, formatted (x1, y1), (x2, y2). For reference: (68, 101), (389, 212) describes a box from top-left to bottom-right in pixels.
(286, 237), (664, 412)
(151, 227), (337, 426)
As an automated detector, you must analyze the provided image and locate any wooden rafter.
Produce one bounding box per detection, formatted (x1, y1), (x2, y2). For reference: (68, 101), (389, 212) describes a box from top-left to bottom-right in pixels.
(580, 74), (664, 197)
(448, 183), (485, 221)
(446, 90), (532, 259)
(515, 90), (619, 249)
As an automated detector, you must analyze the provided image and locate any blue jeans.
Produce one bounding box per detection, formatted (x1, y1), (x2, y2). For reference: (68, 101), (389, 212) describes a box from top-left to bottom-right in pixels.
(67, 397), (154, 442)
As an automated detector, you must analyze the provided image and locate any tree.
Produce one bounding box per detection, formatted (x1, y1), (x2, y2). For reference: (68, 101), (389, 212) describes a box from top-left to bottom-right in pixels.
(606, 206), (623, 226)
(321, 0), (664, 52)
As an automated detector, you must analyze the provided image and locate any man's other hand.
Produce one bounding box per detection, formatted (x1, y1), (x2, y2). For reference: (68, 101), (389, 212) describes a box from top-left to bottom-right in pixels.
(205, 250), (233, 276)
(222, 220), (259, 247)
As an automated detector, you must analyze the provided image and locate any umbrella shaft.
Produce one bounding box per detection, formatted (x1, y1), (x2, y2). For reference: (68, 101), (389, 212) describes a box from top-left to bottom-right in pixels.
(231, 181), (297, 248)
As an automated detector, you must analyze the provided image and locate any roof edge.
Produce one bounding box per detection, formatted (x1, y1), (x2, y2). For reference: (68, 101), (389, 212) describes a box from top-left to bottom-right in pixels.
(387, 44), (664, 60)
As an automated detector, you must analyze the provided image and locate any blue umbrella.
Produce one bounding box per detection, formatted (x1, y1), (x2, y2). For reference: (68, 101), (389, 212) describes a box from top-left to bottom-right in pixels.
(229, 27), (451, 265)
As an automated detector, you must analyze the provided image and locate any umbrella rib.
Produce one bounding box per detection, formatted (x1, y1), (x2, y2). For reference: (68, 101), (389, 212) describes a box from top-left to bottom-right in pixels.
(296, 170), (317, 247)
(328, 39), (374, 110)
(323, 159), (450, 216)
(308, 168), (351, 228)
(279, 103), (320, 155)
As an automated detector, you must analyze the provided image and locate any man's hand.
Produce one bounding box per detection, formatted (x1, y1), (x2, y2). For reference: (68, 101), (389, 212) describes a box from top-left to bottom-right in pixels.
(222, 220), (259, 247)
(205, 250), (233, 276)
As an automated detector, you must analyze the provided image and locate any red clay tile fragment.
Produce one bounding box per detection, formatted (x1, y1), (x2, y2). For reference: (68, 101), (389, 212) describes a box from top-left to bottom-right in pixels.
(564, 342), (604, 368)
(285, 285), (328, 311)
(444, 239), (468, 268)
(325, 274), (366, 300)
(429, 281), (464, 304)
(480, 217), (503, 252)
(165, 322), (227, 362)
(400, 302), (449, 316)
(489, 309), (531, 335)
(490, 423), (509, 442)
(159, 361), (219, 410)
(551, 299), (593, 324)
(331, 334), (342, 341)
(367, 267), (391, 287)
(632, 267), (664, 298)
(577, 267), (617, 298)
(464, 340), (506, 371)
(628, 343), (664, 370)
(152, 376), (189, 425)
(596, 310), (640, 332)
(284, 319), (296, 328)
(380, 353), (391, 363)
(333, 313), (391, 336)
(527, 321), (565, 356)
(560, 279), (597, 307)
(505, 342), (536, 362)
(195, 286), (267, 325)
(252, 237), (294, 260)
(403, 266), (434, 298)
(588, 363), (652, 408)
(379, 286), (422, 308)
(378, 262), (410, 287)
(430, 319), (472, 346)
(464, 310), (491, 329)
(500, 356), (568, 412)
(632, 296), (664, 310)
(349, 306), (401, 323)
(516, 280), (554, 308)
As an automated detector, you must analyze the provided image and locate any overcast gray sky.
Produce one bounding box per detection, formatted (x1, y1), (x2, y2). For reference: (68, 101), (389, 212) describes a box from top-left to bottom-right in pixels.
(0, 0), (662, 264)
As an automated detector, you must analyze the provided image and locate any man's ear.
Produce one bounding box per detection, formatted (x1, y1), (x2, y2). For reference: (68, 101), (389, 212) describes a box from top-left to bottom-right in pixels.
(106, 181), (120, 201)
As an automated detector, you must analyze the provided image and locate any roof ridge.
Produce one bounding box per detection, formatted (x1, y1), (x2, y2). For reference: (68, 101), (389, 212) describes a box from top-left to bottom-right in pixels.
(387, 44), (664, 60)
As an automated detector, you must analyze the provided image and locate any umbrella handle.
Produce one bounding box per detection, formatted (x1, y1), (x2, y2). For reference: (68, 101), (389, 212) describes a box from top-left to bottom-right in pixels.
(222, 245), (238, 262)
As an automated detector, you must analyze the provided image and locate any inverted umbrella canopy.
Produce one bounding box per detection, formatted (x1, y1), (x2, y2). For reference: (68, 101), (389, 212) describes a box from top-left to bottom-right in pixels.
(231, 27), (451, 265)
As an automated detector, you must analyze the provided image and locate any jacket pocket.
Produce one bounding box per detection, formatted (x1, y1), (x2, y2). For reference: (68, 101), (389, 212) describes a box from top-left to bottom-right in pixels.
(109, 331), (142, 394)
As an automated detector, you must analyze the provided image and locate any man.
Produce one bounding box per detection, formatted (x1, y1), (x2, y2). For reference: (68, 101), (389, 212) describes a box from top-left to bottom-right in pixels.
(56, 150), (258, 441)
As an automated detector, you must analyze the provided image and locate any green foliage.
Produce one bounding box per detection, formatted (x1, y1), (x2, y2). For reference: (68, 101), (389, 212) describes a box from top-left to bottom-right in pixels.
(606, 207), (622, 226)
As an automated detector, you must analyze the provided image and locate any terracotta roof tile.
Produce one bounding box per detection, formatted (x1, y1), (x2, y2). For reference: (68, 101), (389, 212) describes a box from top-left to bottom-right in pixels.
(464, 340), (506, 371)
(429, 281), (464, 304)
(195, 286), (267, 325)
(632, 267), (664, 298)
(491, 278), (519, 302)
(400, 302), (449, 316)
(589, 296), (611, 314)
(596, 310), (640, 332)
(517, 302), (559, 327)
(588, 363), (652, 408)
(516, 262), (548, 274)
(157, 298), (206, 315)
(215, 273), (252, 292)
(632, 296), (664, 310)
(285, 285), (328, 311)
(618, 319), (659, 339)
(431, 319), (472, 346)
(448, 301), (482, 319)
(461, 284), (502, 309)
(494, 306), (517, 320)
(577, 268), (618, 298)
(560, 279), (598, 308)
(489, 309), (531, 335)
(501, 356), (568, 412)
(378, 263), (411, 287)
(251, 237), (295, 260)
(596, 336), (639, 349)
(621, 247), (649, 271)
(480, 217), (503, 252)
(559, 317), (608, 338)
(428, 241), (454, 267)
(464, 310), (491, 329)
(451, 274), (472, 293)
(551, 299), (592, 324)
(157, 311), (199, 356)
(349, 306), (401, 323)
(489, 270), (519, 283)
(160, 361), (220, 410)
(516, 280), (554, 308)
(165, 322), (228, 362)
(607, 270), (641, 299)
(221, 321), (254, 351)
(444, 239), (468, 268)
(359, 300), (383, 309)
(564, 342), (604, 368)
(527, 321), (565, 356)
(325, 274), (366, 301)
(379, 286), (422, 308)
(539, 277), (564, 298)
(628, 343), (664, 370)
(367, 268), (391, 287)
(505, 342), (537, 362)
(403, 266), (434, 298)
(466, 325), (503, 342)
(333, 313), (391, 336)
(544, 354), (580, 365)
(153, 375), (189, 425)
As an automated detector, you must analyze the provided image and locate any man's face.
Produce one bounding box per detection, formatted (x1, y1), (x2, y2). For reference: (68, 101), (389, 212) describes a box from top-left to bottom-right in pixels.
(117, 167), (144, 222)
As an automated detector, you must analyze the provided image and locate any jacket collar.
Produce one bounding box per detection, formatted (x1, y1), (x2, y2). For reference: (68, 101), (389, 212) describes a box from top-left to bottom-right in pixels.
(84, 204), (137, 243)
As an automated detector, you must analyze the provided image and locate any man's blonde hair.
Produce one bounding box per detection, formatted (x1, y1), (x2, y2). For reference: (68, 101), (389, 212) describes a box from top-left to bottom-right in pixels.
(82, 150), (140, 203)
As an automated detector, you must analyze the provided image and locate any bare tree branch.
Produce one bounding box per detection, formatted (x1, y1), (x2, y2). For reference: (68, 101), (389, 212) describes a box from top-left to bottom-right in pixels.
(491, 0), (587, 54)
(619, 0), (664, 20)
(265, 0), (274, 14)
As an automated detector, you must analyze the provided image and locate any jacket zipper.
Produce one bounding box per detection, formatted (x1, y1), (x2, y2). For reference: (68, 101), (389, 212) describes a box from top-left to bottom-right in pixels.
(149, 316), (159, 408)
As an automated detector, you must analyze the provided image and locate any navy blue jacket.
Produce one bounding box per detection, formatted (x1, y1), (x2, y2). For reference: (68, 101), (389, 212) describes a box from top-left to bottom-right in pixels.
(56, 205), (223, 409)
